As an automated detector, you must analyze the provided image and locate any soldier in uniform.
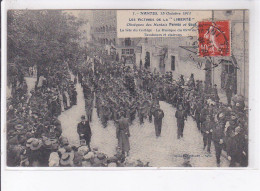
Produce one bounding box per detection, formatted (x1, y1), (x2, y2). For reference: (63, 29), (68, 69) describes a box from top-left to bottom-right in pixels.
(116, 112), (130, 157)
(201, 115), (214, 153)
(153, 107), (164, 137)
(175, 104), (187, 139)
(212, 112), (225, 167)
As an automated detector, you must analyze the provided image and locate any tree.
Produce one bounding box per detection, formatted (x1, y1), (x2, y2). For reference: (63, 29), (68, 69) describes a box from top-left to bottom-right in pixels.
(7, 10), (85, 81)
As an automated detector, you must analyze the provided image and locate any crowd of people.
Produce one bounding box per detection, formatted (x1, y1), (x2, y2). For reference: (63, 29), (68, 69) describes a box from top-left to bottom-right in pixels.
(74, 53), (248, 167)
(7, 51), (248, 167)
(75, 58), (166, 158)
(6, 59), (150, 167)
(7, 62), (78, 167)
(134, 67), (248, 167)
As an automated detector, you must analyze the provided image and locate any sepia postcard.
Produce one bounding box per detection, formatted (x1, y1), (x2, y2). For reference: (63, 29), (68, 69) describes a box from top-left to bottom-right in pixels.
(5, 9), (249, 168)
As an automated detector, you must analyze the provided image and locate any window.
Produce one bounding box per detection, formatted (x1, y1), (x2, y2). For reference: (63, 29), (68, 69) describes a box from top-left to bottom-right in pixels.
(171, 56), (175, 71)
(122, 49), (134, 55)
(225, 64), (235, 74)
(125, 38), (131, 46)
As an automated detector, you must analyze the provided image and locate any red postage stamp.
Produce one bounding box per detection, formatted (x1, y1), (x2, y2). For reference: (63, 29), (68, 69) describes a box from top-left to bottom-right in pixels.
(198, 21), (230, 57)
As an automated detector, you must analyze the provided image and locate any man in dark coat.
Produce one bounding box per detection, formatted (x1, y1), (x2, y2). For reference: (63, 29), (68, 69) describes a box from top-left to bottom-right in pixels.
(71, 88), (77, 106)
(116, 113), (130, 157)
(153, 108), (164, 137)
(225, 85), (233, 105)
(200, 104), (208, 128)
(201, 115), (214, 153)
(77, 115), (92, 150)
(194, 101), (202, 131)
(212, 113), (225, 167)
(78, 72), (83, 85)
(226, 126), (247, 167)
(175, 104), (187, 139)
(225, 129), (239, 167)
(51, 117), (62, 138)
(213, 84), (220, 103)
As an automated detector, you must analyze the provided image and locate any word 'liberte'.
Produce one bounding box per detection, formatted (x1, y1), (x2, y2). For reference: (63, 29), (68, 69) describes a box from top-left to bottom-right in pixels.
(135, 11), (191, 15)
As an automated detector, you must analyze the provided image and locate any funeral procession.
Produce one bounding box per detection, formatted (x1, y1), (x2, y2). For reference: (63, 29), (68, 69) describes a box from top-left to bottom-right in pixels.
(6, 10), (249, 167)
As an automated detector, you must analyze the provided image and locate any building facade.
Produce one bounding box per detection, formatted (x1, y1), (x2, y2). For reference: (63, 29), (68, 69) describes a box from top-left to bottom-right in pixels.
(136, 10), (249, 100)
(91, 10), (140, 64)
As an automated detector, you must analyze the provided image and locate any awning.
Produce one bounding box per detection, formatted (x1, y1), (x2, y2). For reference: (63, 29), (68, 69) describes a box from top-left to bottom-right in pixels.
(179, 46), (197, 54)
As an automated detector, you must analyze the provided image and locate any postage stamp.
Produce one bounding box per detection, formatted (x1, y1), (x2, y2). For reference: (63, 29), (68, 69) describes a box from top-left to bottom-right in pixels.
(198, 21), (231, 57)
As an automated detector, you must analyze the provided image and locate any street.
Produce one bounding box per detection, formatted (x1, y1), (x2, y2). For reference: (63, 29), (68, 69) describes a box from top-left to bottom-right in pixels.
(58, 77), (229, 167)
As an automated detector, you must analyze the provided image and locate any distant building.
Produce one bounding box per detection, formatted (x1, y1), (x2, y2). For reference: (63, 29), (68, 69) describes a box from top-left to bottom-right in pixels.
(91, 10), (140, 64)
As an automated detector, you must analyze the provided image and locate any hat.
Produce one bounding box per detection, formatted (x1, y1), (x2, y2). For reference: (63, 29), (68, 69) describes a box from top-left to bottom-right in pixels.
(60, 137), (69, 146)
(64, 145), (72, 152)
(78, 145), (89, 156)
(73, 152), (83, 166)
(49, 160), (59, 167)
(25, 132), (34, 139)
(107, 156), (118, 163)
(49, 152), (60, 167)
(91, 157), (106, 167)
(97, 153), (106, 160)
(218, 112), (225, 119)
(15, 124), (24, 130)
(83, 151), (95, 160)
(60, 152), (74, 166)
(235, 126), (242, 135)
(29, 139), (43, 151)
(108, 162), (117, 167)
(26, 138), (36, 147)
(43, 139), (52, 149)
(58, 147), (66, 155)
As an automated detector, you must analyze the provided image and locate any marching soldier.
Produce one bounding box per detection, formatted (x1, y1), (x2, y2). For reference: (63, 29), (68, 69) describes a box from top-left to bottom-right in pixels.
(153, 107), (164, 137)
(201, 115), (214, 153)
(212, 112), (225, 167)
(116, 112), (130, 157)
(175, 104), (187, 139)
